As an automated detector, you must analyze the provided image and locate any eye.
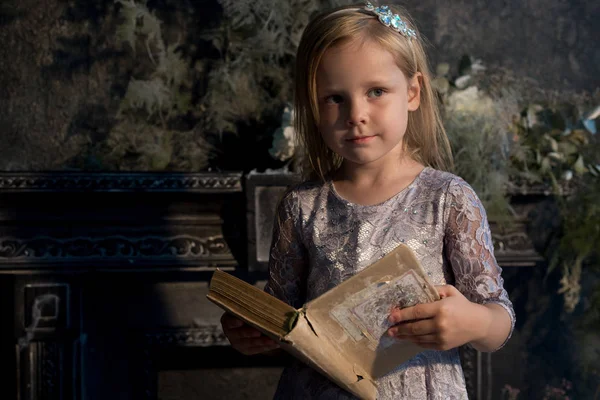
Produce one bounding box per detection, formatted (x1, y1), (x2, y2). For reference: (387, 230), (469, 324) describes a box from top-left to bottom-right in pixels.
(325, 94), (344, 104)
(368, 88), (385, 98)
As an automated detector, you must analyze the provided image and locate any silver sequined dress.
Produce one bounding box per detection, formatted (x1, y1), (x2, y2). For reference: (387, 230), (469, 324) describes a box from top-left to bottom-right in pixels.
(264, 167), (515, 400)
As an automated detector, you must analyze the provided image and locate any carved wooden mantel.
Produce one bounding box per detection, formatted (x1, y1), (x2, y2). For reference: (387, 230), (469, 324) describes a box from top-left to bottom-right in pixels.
(0, 171), (244, 400)
(0, 172), (242, 271)
(0, 171), (544, 400)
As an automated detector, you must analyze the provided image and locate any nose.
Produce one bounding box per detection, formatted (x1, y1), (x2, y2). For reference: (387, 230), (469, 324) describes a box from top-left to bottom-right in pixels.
(345, 98), (368, 127)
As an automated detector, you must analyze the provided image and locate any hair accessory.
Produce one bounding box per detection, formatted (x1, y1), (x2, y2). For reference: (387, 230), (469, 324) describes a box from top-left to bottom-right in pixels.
(364, 2), (416, 39)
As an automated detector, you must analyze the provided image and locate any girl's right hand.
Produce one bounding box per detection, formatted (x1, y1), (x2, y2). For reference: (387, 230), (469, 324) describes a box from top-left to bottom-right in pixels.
(220, 312), (280, 355)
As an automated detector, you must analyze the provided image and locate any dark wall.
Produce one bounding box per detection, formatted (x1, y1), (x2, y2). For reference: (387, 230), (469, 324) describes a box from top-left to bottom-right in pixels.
(405, 0), (599, 91)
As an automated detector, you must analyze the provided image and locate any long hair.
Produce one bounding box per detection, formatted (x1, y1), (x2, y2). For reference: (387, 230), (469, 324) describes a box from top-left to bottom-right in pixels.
(293, 4), (453, 181)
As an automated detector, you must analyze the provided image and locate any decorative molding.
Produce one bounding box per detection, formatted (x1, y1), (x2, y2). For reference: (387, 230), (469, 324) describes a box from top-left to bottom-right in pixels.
(0, 235), (233, 264)
(18, 341), (63, 400)
(41, 341), (60, 399)
(490, 221), (544, 266)
(0, 172), (243, 193)
(492, 231), (536, 253)
(143, 326), (228, 347)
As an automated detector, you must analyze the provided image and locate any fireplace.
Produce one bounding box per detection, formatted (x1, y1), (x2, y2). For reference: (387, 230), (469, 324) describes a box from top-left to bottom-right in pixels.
(0, 171), (541, 400)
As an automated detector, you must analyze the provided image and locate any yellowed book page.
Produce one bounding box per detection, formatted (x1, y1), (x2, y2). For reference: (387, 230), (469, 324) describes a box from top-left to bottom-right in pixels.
(281, 313), (378, 400)
(208, 269), (296, 328)
(304, 243), (440, 379)
(206, 270), (298, 340)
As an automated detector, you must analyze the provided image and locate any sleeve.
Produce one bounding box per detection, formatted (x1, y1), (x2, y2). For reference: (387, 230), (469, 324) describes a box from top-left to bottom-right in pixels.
(263, 189), (309, 309)
(443, 177), (516, 351)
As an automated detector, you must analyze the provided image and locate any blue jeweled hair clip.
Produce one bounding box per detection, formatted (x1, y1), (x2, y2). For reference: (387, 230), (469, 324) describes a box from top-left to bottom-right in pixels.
(364, 2), (417, 39)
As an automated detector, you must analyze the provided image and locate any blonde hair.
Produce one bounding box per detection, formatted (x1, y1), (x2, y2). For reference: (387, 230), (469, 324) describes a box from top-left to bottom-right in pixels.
(293, 4), (453, 181)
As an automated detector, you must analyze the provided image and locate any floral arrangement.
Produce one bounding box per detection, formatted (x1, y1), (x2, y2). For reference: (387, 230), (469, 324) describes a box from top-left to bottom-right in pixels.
(434, 56), (599, 318)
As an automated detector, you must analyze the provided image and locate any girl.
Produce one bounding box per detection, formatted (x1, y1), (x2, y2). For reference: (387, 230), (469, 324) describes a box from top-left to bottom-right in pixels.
(221, 2), (515, 399)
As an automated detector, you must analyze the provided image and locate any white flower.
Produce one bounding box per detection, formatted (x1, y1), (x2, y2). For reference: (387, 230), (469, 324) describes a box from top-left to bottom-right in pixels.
(447, 86), (495, 117)
(269, 104), (296, 161)
(562, 170), (573, 181)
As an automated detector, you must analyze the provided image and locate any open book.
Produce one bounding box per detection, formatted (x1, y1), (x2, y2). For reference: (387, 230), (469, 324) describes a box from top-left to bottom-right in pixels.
(206, 243), (440, 400)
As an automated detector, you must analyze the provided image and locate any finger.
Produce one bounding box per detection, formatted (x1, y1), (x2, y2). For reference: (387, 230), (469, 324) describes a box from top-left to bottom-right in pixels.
(394, 333), (438, 343)
(435, 284), (458, 299)
(227, 326), (263, 339)
(410, 340), (442, 350)
(229, 331), (278, 347)
(239, 335), (278, 348)
(389, 302), (438, 324)
(221, 313), (244, 329)
(387, 319), (437, 337)
(411, 336), (453, 351)
(392, 334), (448, 351)
(237, 337), (280, 355)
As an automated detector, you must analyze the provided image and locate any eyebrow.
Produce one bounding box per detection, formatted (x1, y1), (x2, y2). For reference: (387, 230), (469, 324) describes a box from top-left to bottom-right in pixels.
(362, 79), (390, 87)
(321, 79), (392, 89)
(319, 80), (391, 93)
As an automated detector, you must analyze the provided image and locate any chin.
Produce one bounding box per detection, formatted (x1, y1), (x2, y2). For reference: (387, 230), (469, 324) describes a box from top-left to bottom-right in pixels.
(341, 153), (384, 165)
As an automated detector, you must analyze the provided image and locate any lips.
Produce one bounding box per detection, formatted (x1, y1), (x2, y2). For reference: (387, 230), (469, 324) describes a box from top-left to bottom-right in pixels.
(346, 135), (375, 144)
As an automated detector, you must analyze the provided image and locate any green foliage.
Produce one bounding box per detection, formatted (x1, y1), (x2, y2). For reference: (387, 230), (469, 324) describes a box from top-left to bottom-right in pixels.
(198, 0), (322, 134)
(442, 99), (514, 219)
(435, 60), (518, 220)
(115, 0), (162, 53)
(81, 0), (212, 171)
(435, 56), (600, 324)
(87, 0), (360, 170)
(92, 119), (211, 171)
(115, 0), (191, 120)
(509, 96), (599, 315)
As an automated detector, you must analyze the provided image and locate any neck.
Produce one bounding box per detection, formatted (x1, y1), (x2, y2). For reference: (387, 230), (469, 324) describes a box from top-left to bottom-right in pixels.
(335, 156), (422, 186)
(329, 156), (426, 207)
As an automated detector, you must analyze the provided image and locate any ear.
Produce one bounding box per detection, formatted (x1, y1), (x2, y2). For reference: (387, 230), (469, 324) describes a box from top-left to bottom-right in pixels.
(407, 72), (422, 112)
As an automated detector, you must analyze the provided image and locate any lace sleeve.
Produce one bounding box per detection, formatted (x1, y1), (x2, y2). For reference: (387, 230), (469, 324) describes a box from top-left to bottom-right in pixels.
(263, 190), (309, 309)
(443, 178), (516, 350)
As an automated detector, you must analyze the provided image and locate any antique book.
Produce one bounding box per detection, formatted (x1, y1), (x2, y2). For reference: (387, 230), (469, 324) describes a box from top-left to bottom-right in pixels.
(206, 243), (440, 400)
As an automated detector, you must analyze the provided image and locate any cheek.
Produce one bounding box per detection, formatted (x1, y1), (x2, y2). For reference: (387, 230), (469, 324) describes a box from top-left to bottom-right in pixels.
(319, 106), (339, 125)
(318, 107), (342, 135)
(318, 119), (342, 150)
(381, 99), (408, 125)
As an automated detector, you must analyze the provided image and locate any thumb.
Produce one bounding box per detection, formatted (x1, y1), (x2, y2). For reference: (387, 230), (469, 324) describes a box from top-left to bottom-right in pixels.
(435, 284), (458, 299)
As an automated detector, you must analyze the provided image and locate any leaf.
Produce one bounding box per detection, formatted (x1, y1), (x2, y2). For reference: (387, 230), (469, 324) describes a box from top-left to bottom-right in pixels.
(117, 78), (172, 118)
(545, 134), (558, 152)
(432, 77), (450, 95)
(115, 0), (163, 53)
(436, 63), (450, 77)
(573, 155), (588, 175)
(557, 141), (578, 156)
(540, 156), (551, 172)
(565, 129), (590, 145)
(547, 152), (563, 162)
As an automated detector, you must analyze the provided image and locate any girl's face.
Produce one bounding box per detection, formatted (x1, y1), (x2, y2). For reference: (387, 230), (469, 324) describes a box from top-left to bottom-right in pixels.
(316, 38), (420, 169)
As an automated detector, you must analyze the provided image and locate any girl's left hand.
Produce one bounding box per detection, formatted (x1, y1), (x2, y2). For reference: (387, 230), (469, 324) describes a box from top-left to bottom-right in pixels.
(386, 285), (489, 351)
